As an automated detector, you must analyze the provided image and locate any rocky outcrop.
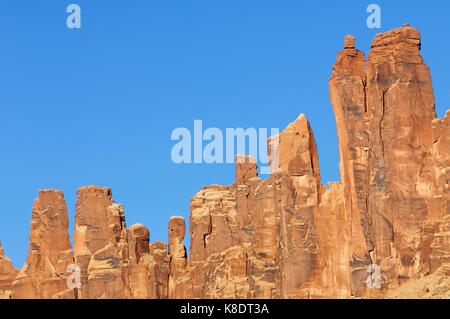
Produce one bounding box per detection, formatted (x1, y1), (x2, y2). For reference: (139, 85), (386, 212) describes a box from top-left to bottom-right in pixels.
(188, 114), (325, 298)
(148, 241), (170, 298)
(386, 266), (450, 299)
(365, 25), (438, 289)
(186, 24), (449, 298)
(12, 190), (74, 299)
(190, 184), (249, 298)
(0, 241), (18, 297)
(127, 223), (152, 298)
(3, 25), (449, 299)
(168, 216), (190, 298)
(314, 182), (352, 297)
(428, 110), (449, 219)
(274, 114), (322, 298)
(329, 34), (372, 296)
(74, 186), (130, 299)
(127, 224), (172, 299)
(328, 24), (450, 296)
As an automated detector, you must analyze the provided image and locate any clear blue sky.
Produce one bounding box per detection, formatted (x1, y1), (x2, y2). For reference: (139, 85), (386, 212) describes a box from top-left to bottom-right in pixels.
(0, 0), (448, 267)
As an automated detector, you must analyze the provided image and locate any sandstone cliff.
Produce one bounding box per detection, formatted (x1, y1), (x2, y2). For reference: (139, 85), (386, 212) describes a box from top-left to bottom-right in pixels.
(12, 190), (74, 299)
(74, 186), (131, 299)
(0, 25), (448, 299)
(330, 25), (448, 295)
(0, 241), (18, 298)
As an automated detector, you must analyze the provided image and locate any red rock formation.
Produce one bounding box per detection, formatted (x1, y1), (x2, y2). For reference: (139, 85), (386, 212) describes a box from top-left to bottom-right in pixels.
(188, 114), (324, 298)
(185, 25), (448, 298)
(74, 186), (130, 299)
(315, 182), (352, 297)
(127, 224), (172, 299)
(4, 25), (449, 299)
(274, 114), (322, 298)
(128, 223), (152, 298)
(365, 25), (438, 289)
(329, 34), (373, 296)
(148, 241), (170, 298)
(0, 241), (18, 297)
(189, 184), (248, 298)
(12, 190), (74, 299)
(168, 216), (191, 298)
(328, 24), (449, 295)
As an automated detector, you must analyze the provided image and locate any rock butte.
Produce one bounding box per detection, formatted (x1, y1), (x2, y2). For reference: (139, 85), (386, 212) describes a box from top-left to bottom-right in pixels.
(0, 25), (449, 299)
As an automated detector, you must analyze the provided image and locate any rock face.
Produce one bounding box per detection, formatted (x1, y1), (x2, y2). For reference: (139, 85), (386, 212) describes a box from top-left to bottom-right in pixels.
(128, 223), (151, 298)
(147, 241), (170, 298)
(329, 24), (448, 295)
(3, 25), (449, 299)
(0, 241), (18, 297)
(365, 25), (438, 290)
(127, 225), (171, 299)
(329, 33), (372, 296)
(188, 114), (335, 298)
(12, 190), (74, 299)
(74, 186), (131, 299)
(168, 216), (190, 298)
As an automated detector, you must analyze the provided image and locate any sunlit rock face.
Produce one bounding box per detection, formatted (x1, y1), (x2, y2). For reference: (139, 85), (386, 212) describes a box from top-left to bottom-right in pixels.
(0, 241), (18, 298)
(168, 216), (190, 298)
(73, 186), (132, 299)
(12, 190), (74, 299)
(329, 24), (448, 295)
(365, 25), (438, 290)
(329, 33), (372, 296)
(4, 25), (449, 299)
(186, 25), (448, 298)
(188, 114), (330, 298)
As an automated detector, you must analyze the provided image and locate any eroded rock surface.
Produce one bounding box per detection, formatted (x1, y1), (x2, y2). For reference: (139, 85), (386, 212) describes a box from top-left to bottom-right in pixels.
(0, 241), (18, 298)
(74, 186), (130, 299)
(328, 24), (449, 296)
(12, 190), (74, 299)
(5, 25), (449, 299)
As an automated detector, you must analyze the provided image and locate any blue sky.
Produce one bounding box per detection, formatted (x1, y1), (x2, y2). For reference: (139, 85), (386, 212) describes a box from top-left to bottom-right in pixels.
(0, 0), (448, 267)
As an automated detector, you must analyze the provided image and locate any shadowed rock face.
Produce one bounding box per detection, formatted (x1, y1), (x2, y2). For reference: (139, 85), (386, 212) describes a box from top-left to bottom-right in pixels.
(3, 25), (449, 299)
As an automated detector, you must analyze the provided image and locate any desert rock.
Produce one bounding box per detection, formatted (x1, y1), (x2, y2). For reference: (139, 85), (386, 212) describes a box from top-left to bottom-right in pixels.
(12, 190), (74, 299)
(4, 25), (450, 299)
(74, 186), (130, 299)
(0, 241), (18, 298)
